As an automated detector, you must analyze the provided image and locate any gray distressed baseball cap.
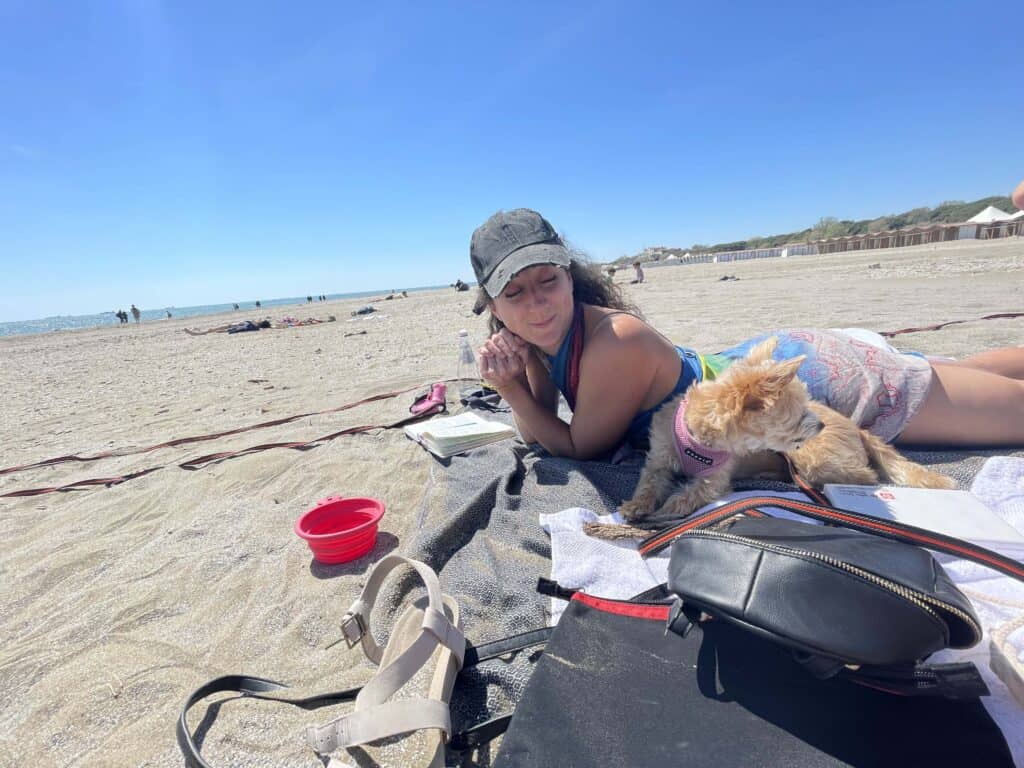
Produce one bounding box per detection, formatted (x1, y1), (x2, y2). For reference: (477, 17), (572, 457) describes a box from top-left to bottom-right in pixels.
(470, 209), (571, 308)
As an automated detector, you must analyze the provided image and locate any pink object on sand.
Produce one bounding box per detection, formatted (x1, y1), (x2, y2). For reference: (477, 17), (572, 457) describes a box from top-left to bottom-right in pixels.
(409, 382), (447, 417)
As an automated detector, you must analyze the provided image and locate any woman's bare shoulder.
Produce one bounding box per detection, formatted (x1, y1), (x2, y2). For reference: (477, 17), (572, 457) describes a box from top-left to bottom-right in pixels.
(585, 306), (661, 347)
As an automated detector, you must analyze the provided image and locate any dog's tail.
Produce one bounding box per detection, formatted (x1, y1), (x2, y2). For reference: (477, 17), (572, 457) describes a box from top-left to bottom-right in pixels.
(859, 430), (956, 489)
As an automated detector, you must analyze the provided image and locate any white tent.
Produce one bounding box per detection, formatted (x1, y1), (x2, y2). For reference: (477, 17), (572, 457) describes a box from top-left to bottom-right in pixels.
(1010, 210), (1024, 220)
(968, 205), (1012, 223)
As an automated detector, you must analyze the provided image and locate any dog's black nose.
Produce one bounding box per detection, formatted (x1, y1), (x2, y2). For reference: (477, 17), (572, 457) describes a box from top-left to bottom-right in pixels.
(813, 418), (825, 433)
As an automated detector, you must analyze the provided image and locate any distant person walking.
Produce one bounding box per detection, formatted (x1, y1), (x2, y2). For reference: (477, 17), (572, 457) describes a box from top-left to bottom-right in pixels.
(166, 310), (173, 319)
(130, 304), (141, 324)
(255, 300), (261, 308)
(233, 303), (240, 310)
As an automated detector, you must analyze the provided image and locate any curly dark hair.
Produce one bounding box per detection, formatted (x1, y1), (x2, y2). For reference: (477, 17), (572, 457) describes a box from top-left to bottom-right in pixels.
(476, 251), (640, 335)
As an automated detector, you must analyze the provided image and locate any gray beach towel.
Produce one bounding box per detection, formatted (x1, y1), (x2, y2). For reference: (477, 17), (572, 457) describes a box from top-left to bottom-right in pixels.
(375, 405), (1024, 764)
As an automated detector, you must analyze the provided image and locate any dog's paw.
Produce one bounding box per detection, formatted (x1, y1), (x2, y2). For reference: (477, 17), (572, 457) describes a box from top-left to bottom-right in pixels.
(619, 497), (654, 521)
(654, 495), (698, 521)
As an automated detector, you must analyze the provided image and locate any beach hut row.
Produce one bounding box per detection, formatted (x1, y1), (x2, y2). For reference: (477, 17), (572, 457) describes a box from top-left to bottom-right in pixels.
(811, 208), (1024, 255)
(634, 207), (1022, 267)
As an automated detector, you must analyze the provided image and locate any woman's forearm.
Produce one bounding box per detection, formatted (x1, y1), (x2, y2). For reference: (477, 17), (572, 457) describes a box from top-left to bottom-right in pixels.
(499, 379), (580, 457)
(514, 351), (561, 445)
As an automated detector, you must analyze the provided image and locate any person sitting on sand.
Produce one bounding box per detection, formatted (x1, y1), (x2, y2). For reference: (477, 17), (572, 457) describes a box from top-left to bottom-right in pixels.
(470, 208), (1024, 459)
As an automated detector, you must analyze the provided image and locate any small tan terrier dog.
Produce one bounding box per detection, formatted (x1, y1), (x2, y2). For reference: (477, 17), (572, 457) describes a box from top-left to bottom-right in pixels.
(586, 337), (954, 540)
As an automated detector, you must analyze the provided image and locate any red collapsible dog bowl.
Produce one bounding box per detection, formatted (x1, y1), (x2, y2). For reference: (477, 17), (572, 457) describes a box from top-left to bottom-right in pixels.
(294, 496), (385, 564)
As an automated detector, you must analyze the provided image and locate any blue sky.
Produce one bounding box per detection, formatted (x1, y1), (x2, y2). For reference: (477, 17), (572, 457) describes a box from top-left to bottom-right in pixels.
(2, 1), (1022, 321)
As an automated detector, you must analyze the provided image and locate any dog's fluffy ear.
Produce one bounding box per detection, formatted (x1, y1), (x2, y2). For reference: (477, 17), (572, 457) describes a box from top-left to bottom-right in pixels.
(770, 354), (805, 385)
(742, 354), (806, 411)
(745, 336), (779, 364)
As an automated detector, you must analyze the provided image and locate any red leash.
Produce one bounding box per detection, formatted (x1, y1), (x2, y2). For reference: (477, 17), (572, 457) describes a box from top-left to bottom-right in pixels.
(0, 468), (164, 498)
(0, 385), (442, 497)
(178, 413), (425, 471)
(879, 311), (1024, 338)
(0, 385), (425, 477)
(637, 495), (1024, 583)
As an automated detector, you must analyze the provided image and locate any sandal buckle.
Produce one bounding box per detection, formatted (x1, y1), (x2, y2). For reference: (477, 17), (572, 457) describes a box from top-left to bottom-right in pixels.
(340, 612), (365, 648)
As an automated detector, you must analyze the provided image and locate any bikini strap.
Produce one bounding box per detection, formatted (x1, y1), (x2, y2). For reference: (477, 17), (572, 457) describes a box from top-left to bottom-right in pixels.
(566, 308), (678, 408)
(565, 303), (585, 409)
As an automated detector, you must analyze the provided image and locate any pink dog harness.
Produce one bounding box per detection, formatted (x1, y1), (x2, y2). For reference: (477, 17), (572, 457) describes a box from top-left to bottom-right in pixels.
(673, 398), (731, 477)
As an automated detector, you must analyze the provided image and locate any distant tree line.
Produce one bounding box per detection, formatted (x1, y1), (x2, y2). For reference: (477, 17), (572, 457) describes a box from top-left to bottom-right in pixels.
(619, 195), (1017, 264)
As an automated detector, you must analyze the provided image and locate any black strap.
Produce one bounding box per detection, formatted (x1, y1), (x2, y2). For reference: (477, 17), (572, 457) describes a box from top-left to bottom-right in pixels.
(638, 495), (1024, 582)
(448, 714), (514, 752)
(460, 386), (511, 413)
(630, 583), (674, 602)
(177, 628), (553, 767)
(462, 627), (552, 667)
(176, 675), (361, 768)
(536, 576), (578, 600)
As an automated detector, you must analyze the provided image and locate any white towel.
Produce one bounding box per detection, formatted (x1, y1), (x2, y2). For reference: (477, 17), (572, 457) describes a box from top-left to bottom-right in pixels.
(973, 457), (1024, 529)
(964, 457), (1024, 763)
(539, 507), (668, 625)
(539, 491), (811, 624)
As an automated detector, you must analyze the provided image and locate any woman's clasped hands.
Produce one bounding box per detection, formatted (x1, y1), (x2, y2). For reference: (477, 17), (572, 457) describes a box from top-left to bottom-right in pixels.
(479, 329), (530, 390)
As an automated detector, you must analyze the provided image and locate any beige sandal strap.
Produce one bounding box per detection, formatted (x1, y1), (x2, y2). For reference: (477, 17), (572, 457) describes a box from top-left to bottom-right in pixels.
(423, 604), (466, 665)
(310, 555), (464, 761)
(356, 628), (442, 707)
(338, 554), (452, 664)
(306, 697), (451, 753)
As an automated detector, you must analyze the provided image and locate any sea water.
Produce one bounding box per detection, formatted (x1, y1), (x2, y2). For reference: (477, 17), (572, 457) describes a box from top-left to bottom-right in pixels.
(0, 286), (447, 338)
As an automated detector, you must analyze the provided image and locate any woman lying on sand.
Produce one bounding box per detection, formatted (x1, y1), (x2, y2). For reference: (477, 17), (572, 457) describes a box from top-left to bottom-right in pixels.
(470, 208), (1024, 460)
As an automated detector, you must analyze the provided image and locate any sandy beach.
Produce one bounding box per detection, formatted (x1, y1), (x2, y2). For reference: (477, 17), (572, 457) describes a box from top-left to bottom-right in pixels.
(2, 238), (1023, 767)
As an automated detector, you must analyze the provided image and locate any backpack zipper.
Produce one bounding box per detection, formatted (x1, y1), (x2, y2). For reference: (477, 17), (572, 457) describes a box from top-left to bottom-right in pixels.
(682, 529), (981, 645)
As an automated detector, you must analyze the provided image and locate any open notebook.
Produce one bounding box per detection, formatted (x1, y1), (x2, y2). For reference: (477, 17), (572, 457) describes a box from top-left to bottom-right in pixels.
(404, 411), (516, 459)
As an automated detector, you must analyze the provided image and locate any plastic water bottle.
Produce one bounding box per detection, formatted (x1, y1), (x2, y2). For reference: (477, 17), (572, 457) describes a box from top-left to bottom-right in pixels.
(457, 329), (478, 384)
